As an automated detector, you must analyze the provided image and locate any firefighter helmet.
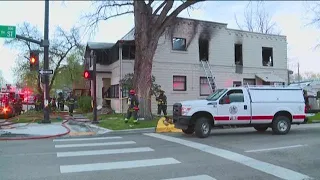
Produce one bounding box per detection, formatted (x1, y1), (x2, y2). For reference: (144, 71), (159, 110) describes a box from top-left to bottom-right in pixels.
(129, 89), (135, 95)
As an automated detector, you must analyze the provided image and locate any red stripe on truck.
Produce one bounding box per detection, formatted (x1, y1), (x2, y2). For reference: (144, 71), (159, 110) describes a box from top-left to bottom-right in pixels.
(213, 115), (306, 121)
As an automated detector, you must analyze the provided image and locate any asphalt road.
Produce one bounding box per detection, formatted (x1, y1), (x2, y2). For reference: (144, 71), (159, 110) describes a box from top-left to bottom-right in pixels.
(0, 124), (319, 180)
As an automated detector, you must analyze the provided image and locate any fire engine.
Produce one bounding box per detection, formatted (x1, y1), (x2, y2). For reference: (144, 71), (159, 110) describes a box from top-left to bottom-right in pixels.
(0, 85), (23, 118)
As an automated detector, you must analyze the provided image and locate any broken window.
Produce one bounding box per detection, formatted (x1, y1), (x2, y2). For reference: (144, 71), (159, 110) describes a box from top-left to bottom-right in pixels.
(199, 39), (209, 61)
(172, 37), (186, 51)
(122, 45), (135, 59)
(234, 44), (243, 65)
(262, 47), (273, 66)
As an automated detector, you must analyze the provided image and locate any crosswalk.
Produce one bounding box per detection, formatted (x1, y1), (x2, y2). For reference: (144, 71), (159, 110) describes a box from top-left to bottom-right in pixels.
(53, 136), (217, 180)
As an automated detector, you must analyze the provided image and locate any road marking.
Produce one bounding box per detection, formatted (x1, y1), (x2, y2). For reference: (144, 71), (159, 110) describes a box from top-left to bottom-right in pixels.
(144, 133), (312, 180)
(245, 144), (307, 153)
(53, 136), (122, 142)
(54, 141), (136, 148)
(60, 157), (180, 173)
(57, 147), (154, 157)
(162, 175), (217, 180)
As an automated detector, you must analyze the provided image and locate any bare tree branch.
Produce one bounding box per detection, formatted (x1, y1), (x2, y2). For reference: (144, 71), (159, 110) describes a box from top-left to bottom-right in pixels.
(234, 1), (280, 35)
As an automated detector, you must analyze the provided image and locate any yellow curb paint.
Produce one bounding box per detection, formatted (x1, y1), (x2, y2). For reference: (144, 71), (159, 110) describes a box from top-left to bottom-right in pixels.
(156, 117), (182, 133)
(68, 132), (96, 136)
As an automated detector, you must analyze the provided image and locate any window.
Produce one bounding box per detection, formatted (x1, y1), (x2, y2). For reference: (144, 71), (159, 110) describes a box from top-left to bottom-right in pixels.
(233, 81), (242, 87)
(109, 84), (119, 98)
(122, 45), (135, 59)
(262, 47), (273, 66)
(122, 88), (129, 97)
(243, 78), (256, 85)
(172, 37), (186, 51)
(220, 89), (244, 104)
(234, 44), (243, 65)
(199, 39), (209, 61)
(200, 77), (211, 96)
(173, 76), (186, 91)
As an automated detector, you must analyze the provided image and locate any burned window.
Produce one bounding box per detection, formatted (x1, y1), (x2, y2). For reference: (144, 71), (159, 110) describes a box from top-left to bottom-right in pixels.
(122, 45), (135, 59)
(172, 37), (186, 51)
(199, 39), (209, 61)
(234, 44), (243, 65)
(262, 47), (273, 66)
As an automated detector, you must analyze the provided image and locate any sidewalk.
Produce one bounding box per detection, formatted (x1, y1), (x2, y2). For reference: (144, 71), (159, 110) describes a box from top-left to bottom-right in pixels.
(0, 123), (68, 136)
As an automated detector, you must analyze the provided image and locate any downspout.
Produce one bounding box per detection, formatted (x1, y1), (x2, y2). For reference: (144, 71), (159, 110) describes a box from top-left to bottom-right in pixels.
(119, 41), (123, 113)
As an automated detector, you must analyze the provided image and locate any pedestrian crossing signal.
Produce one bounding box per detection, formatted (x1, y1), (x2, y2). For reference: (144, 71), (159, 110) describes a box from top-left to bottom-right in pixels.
(84, 70), (93, 80)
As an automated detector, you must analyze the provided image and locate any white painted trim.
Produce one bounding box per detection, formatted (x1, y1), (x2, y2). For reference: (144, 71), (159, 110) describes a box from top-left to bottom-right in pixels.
(54, 141), (136, 148)
(60, 157), (180, 173)
(57, 147), (153, 157)
(245, 144), (307, 153)
(144, 133), (312, 180)
(53, 136), (122, 142)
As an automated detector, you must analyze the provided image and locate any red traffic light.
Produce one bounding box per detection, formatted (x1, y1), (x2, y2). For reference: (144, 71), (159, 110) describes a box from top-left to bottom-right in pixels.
(83, 70), (93, 79)
(30, 57), (36, 64)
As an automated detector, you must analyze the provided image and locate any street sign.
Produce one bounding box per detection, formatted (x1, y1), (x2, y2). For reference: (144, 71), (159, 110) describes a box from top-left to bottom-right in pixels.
(39, 69), (53, 75)
(0, 25), (16, 38)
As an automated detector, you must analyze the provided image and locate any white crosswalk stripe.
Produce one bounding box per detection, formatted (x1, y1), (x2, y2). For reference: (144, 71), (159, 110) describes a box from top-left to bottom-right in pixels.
(52, 136), (218, 180)
(162, 175), (217, 180)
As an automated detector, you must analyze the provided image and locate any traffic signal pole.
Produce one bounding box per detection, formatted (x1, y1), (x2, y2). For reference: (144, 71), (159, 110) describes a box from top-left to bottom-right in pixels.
(14, 0), (51, 123)
(42, 0), (50, 123)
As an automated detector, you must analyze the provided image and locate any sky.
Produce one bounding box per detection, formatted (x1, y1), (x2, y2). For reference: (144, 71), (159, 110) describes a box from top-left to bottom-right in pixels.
(0, 1), (319, 84)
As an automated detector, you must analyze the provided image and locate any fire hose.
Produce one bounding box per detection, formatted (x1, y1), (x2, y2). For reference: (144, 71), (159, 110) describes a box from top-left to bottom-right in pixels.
(0, 118), (71, 141)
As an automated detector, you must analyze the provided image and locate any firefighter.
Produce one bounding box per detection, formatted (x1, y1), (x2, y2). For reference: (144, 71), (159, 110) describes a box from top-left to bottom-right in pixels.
(66, 93), (76, 116)
(35, 94), (41, 111)
(125, 89), (139, 124)
(51, 97), (57, 111)
(156, 89), (171, 124)
(57, 92), (64, 111)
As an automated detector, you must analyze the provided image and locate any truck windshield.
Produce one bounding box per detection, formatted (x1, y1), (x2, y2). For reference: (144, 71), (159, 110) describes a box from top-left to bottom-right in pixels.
(206, 89), (227, 101)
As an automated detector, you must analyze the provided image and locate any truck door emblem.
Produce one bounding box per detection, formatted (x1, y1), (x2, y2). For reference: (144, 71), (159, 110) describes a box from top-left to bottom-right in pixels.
(229, 105), (238, 114)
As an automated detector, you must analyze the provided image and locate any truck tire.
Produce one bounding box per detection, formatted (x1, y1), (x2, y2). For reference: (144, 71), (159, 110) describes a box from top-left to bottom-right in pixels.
(272, 115), (291, 135)
(195, 117), (211, 138)
(182, 126), (195, 135)
(254, 126), (268, 132)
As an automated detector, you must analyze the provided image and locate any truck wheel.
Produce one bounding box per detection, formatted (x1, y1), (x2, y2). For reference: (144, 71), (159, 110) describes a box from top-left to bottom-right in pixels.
(272, 116), (291, 135)
(182, 126), (195, 135)
(254, 126), (268, 132)
(195, 117), (211, 138)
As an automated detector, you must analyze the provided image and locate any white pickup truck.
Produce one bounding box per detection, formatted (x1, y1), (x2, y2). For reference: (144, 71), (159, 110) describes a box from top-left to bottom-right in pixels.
(173, 86), (307, 138)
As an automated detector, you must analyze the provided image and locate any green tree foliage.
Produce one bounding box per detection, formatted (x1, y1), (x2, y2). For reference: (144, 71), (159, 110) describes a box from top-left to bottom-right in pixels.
(5, 22), (82, 94)
(77, 96), (92, 113)
(52, 51), (84, 92)
(119, 73), (161, 96)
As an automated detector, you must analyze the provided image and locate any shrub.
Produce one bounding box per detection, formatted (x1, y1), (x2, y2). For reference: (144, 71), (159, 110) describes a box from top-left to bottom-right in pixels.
(77, 96), (92, 113)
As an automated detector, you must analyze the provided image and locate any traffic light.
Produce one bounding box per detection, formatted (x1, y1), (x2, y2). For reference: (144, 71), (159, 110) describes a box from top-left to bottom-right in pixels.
(29, 51), (39, 71)
(83, 70), (93, 80)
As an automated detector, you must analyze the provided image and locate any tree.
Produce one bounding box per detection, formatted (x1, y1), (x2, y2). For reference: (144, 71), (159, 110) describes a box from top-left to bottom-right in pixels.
(83, 0), (203, 119)
(53, 51), (84, 91)
(234, 1), (280, 34)
(4, 22), (82, 94)
(0, 71), (6, 87)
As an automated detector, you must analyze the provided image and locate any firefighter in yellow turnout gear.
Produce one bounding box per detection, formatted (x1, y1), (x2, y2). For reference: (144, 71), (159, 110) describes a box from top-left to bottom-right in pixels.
(125, 89), (139, 124)
(156, 90), (171, 124)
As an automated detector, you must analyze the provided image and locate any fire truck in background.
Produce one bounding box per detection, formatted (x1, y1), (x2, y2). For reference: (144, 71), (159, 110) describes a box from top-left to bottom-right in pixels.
(0, 85), (23, 118)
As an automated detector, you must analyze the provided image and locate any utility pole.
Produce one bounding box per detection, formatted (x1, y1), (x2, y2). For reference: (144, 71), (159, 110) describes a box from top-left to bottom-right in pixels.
(92, 51), (98, 124)
(42, 0), (51, 123)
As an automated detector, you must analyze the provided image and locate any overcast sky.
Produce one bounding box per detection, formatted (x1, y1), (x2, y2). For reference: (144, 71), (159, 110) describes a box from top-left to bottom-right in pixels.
(0, 1), (319, 84)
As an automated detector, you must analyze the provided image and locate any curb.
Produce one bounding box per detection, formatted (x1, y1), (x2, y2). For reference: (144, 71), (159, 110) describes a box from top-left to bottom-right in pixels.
(104, 127), (156, 135)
